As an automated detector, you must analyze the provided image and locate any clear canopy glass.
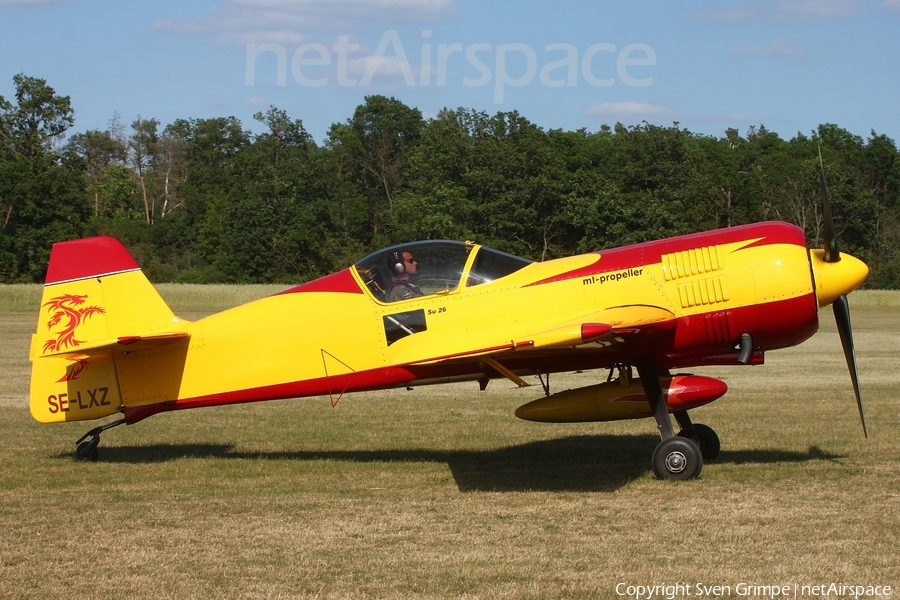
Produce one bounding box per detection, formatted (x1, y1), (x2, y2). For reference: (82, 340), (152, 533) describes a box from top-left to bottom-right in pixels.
(354, 241), (532, 302)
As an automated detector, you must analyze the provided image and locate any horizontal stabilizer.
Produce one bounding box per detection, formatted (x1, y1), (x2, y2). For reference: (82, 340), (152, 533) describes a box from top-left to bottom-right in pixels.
(40, 332), (191, 358)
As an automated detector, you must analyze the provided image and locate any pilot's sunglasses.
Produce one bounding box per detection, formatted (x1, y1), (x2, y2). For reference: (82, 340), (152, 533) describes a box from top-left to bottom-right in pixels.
(405, 258), (417, 264)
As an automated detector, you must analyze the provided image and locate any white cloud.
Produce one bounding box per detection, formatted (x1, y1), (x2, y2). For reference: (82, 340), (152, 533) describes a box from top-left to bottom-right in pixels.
(586, 102), (673, 118)
(881, 0), (900, 11)
(245, 95), (267, 106)
(154, 0), (460, 45)
(774, 0), (858, 20)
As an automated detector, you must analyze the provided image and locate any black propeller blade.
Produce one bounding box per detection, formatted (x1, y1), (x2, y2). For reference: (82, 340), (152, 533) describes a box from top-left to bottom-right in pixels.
(833, 295), (868, 437)
(818, 145), (840, 263)
(818, 146), (867, 437)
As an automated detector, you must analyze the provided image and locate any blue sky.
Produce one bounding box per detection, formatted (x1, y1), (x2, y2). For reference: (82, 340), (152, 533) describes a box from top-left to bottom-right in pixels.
(2, 0), (899, 145)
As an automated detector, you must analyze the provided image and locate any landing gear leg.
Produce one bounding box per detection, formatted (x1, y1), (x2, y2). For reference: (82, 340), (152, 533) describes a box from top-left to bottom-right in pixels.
(635, 357), (703, 480)
(635, 357), (675, 441)
(74, 419), (125, 462)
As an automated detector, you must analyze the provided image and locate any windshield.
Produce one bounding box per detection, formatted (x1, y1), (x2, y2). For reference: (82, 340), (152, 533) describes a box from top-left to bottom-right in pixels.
(355, 240), (473, 301)
(354, 241), (532, 302)
(466, 246), (533, 287)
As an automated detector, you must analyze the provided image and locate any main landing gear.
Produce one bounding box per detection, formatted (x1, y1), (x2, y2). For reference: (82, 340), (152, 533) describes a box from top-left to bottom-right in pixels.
(635, 357), (720, 480)
(74, 419), (125, 462)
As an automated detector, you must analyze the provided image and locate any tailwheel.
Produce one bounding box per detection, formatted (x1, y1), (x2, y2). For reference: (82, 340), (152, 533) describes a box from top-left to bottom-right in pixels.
(651, 437), (703, 480)
(74, 418), (125, 462)
(76, 438), (99, 462)
(678, 423), (720, 461)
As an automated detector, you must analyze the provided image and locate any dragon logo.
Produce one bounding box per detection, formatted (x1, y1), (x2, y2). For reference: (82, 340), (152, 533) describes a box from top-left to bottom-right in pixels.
(43, 294), (105, 382)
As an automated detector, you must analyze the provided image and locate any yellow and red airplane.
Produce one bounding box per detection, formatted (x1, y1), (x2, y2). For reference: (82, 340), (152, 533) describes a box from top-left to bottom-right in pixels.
(28, 194), (868, 479)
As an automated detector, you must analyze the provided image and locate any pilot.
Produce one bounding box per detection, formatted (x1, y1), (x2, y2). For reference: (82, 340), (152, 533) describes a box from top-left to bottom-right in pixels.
(385, 250), (424, 302)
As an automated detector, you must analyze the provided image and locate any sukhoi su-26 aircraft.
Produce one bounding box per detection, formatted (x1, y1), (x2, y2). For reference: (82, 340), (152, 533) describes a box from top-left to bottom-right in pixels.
(28, 167), (869, 479)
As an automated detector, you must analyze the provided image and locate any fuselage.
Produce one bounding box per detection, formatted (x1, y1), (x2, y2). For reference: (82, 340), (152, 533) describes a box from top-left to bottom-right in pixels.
(127, 221), (823, 421)
(31, 221), (866, 426)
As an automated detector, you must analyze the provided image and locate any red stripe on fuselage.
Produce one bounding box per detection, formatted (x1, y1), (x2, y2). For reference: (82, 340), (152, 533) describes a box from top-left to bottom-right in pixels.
(527, 221), (807, 287)
(276, 268), (363, 295)
(641, 221), (806, 264)
(123, 364), (418, 424)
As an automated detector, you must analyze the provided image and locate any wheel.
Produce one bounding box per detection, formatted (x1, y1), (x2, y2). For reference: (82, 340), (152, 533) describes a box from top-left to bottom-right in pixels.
(652, 437), (703, 480)
(75, 439), (99, 462)
(692, 424), (720, 460)
(678, 423), (720, 461)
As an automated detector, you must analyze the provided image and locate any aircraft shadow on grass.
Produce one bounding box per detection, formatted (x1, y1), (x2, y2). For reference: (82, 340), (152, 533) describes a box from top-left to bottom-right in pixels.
(59, 435), (844, 492)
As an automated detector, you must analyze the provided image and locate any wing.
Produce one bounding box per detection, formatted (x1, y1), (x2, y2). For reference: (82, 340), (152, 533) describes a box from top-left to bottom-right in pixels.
(408, 304), (677, 368)
(515, 305), (676, 351)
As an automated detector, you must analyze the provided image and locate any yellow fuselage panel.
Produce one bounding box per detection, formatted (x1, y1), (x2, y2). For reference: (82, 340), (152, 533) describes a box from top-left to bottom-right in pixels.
(169, 293), (381, 399)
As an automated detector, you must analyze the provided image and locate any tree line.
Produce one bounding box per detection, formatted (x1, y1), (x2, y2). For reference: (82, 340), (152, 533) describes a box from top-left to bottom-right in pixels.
(2, 74), (899, 287)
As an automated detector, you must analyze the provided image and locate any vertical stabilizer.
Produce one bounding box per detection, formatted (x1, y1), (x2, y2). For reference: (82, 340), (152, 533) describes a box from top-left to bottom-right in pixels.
(29, 237), (187, 423)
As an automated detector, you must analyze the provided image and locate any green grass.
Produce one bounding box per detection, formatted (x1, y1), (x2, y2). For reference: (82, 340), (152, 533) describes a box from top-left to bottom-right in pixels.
(1, 287), (899, 599)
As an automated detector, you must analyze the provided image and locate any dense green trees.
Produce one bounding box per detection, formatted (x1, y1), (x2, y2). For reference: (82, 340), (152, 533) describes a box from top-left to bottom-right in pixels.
(1, 75), (88, 282)
(2, 74), (899, 287)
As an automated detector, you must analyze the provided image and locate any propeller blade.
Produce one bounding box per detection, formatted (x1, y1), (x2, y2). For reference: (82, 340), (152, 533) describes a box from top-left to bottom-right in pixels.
(818, 145), (840, 263)
(817, 147), (866, 436)
(833, 294), (868, 437)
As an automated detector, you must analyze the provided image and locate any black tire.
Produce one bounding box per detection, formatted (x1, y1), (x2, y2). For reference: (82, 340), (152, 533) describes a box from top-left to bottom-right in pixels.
(652, 437), (703, 480)
(75, 440), (99, 462)
(678, 423), (720, 461)
(692, 423), (720, 460)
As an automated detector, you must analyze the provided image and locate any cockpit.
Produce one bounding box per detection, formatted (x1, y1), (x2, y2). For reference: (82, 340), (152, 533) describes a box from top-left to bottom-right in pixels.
(353, 240), (533, 302)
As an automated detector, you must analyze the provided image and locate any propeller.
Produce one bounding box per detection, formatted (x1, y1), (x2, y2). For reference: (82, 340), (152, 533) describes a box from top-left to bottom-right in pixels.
(815, 146), (868, 437)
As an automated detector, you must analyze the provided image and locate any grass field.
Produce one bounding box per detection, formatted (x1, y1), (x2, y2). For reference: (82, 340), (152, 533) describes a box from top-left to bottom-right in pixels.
(1, 286), (898, 599)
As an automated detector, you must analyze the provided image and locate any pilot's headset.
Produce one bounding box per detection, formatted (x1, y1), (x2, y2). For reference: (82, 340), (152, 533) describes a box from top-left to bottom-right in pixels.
(388, 250), (406, 275)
